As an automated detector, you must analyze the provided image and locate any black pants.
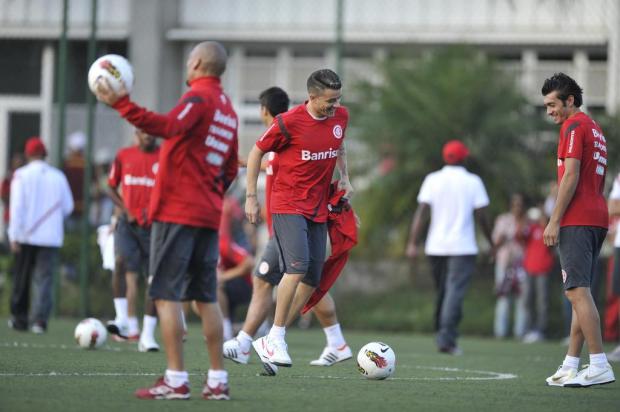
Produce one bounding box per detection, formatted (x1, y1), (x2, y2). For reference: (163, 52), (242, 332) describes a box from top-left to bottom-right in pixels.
(10, 244), (58, 329)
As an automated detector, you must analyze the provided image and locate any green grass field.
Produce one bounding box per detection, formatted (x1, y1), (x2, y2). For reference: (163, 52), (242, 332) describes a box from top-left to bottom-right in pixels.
(0, 318), (618, 412)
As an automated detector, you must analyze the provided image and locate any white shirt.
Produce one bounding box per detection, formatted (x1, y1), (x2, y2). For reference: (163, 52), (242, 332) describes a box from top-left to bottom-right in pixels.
(609, 173), (620, 247)
(8, 160), (74, 247)
(417, 165), (489, 255)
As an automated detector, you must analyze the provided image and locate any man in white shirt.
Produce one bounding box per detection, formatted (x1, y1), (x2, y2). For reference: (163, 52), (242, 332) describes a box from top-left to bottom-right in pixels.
(406, 140), (494, 354)
(8, 137), (74, 333)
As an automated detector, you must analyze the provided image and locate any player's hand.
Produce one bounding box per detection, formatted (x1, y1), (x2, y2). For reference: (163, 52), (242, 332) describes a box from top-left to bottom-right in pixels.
(245, 195), (261, 225)
(405, 242), (418, 259)
(125, 211), (136, 224)
(338, 178), (354, 199)
(10, 241), (21, 254)
(94, 77), (127, 106)
(543, 220), (560, 246)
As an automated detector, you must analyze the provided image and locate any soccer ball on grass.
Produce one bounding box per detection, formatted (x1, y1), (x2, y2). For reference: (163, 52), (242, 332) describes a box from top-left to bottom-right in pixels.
(74, 318), (107, 349)
(356, 342), (396, 380)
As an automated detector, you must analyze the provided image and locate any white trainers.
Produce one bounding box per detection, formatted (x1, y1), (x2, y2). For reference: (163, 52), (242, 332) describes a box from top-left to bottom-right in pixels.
(268, 337), (292, 367)
(138, 336), (160, 352)
(606, 345), (620, 363)
(310, 344), (353, 366)
(106, 320), (129, 339)
(223, 338), (250, 365)
(563, 363), (615, 388)
(251, 336), (281, 375)
(546, 366), (578, 387)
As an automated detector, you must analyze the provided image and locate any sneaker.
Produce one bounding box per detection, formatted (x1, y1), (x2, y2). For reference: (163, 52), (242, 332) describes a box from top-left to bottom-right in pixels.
(106, 320), (128, 339)
(138, 337), (160, 352)
(7, 319), (27, 332)
(31, 323), (46, 334)
(134, 376), (190, 400)
(202, 381), (230, 400)
(438, 346), (463, 356)
(310, 344), (353, 366)
(546, 366), (578, 387)
(251, 336), (279, 376)
(606, 345), (620, 363)
(563, 363), (615, 388)
(522, 331), (544, 344)
(262, 336), (291, 367)
(223, 338), (250, 364)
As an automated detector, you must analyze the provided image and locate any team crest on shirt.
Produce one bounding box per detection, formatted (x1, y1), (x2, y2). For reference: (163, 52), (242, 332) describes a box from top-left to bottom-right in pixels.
(152, 162), (159, 175)
(333, 125), (343, 139)
(561, 269), (567, 283)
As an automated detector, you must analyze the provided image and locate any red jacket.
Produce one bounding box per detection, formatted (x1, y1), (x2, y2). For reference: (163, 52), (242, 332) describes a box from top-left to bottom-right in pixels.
(302, 182), (357, 313)
(113, 77), (238, 229)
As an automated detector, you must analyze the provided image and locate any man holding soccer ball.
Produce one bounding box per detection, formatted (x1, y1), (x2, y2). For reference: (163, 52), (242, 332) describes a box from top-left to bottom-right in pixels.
(93, 41), (237, 400)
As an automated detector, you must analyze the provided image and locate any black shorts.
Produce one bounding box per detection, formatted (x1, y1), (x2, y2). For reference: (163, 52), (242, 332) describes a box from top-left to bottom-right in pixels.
(613, 247), (620, 295)
(272, 213), (327, 287)
(223, 277), (252, 316)
(148, 221), (219, 302)
(254, 236), (284, 286)
(114, 217), (150, 273)
(558, 226), (607, 290)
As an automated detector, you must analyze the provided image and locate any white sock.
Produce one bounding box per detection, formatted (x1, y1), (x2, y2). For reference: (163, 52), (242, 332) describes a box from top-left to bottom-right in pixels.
(141, 315), (157, 341)
(127, 317), (139, 336)
(323, 323), (346, 349)
(562, 355), (580, 370)
(164, 369), (188, 388)
(237, 330), (253, 352)
(113, 298), (128, 323)
(268, 325), (286, 341)
(590, 353), (608, 368)
(222, 317), (233, 341)
(207, 369), (228, 387)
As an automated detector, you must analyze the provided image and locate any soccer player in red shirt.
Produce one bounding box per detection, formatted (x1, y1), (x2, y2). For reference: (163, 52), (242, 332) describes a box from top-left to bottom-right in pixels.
(245, 70), (353, 367)
(94, 41), (237, 400)
(542, 72), (615, 387)
(106, 129), (160, 352)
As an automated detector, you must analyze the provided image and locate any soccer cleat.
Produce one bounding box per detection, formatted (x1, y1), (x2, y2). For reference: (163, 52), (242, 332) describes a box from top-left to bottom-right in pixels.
(134, 377), (190, 400)
(223, 338), (250, 364)
(546, 366), (578, 387)
(607, 345), (620, 363)
(563, 363), (615, 388)
(138, 337), (160, 352)
(310, 344), (353, 366)
(106, 320), (129, 339)
(251, 336), (280, 376)
(202, 381), (230, 400)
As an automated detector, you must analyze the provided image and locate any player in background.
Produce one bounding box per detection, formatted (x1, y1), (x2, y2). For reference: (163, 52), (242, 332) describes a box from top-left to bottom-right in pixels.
(106, 129), (160, 352)
(94, 41), (237, 400)
(541, 72), (615, 387)
(224, 87), (352, 374)
(245, 73), (353, 368)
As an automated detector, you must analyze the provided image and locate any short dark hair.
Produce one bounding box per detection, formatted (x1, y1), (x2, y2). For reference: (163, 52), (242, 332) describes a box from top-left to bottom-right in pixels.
(541, 72), (583, 107)
(259, 87), (290, 117)
(307, 69), (342, 95)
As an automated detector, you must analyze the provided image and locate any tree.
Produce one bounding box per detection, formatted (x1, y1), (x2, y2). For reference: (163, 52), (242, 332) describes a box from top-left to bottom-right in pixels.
(349, 47), (554, 256)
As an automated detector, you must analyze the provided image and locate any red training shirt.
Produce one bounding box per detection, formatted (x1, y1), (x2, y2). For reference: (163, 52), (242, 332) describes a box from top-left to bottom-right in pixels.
(557, 111), (608, 228)
(219, 236), (252, 286)
(523, 223), (555, 275)
(112, 76), (238, 229)
(108, 145), (160, 227)
(256, 104), (348, 223)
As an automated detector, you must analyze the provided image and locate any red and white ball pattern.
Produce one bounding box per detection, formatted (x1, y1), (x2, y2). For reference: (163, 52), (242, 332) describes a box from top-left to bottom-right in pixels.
(74, 318), (107, 349)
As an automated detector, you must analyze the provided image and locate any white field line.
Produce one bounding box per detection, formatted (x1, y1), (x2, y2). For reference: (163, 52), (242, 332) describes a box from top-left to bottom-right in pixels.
(0, 341), (125, 352)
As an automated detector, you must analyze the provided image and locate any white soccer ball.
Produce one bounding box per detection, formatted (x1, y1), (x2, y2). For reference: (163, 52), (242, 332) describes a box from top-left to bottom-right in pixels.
(356, 342), (396, 380)
(74, 318), (107, 349)
(87, 54), (134, 94)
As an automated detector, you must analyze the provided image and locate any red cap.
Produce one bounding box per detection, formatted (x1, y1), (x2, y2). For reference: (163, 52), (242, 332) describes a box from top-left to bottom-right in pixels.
(442, 140), (469, 165)
(24, 137), (47, 157)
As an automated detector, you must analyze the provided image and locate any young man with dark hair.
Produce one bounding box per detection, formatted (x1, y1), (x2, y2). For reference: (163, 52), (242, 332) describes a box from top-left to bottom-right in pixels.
(541, 72), (615, 387)
(245, 70), (353, 367)
(94, 41), (237, 400)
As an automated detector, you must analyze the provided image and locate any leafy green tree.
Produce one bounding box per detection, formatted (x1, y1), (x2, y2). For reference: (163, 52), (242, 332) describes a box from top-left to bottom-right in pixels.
(349, 47), (554, 256)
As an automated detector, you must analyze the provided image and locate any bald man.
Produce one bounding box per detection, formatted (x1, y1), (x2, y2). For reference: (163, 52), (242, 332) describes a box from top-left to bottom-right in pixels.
(94, 41), (238, 400)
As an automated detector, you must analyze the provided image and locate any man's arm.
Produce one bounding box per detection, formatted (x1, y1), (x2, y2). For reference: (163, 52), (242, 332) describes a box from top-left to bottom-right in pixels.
(245, 144), (265, 224)
(474, 206), (495, 256)
(406, 202), (430, 258)
(609, 199), (620, 217)
(219, 255), (255, 282)
(336, 142), (354, 198)
(8, 173), (24, 252)
(544, 158), (580, 246)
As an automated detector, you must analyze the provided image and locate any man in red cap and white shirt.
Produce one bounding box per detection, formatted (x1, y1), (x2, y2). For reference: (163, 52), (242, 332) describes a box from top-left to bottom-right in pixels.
(406, 140), (493, 354)
(8, 137), (74, 334)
